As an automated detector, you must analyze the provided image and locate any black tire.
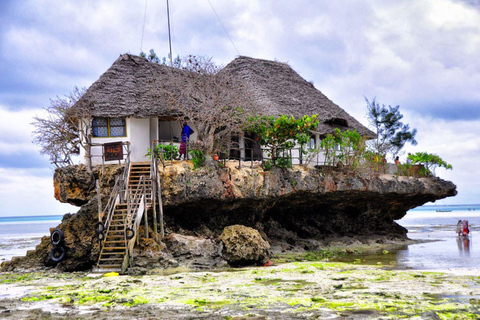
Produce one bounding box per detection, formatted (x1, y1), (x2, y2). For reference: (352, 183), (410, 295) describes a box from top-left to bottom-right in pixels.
(98, 232), (105, 242)
(50, 246), (65, 262)
(50, 229), (64, 246)
(94, 222), (105, 235)
(126, 228), (135, 240)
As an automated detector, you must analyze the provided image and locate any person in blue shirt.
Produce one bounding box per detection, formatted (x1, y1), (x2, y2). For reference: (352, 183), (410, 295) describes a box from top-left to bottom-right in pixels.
(179, 121), (194, 160)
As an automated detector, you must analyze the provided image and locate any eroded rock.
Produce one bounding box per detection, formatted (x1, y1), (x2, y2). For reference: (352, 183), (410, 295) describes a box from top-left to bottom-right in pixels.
(219, 225), (271, 266)
(2, 162), (457, 272)
(163, 234), (227, 269)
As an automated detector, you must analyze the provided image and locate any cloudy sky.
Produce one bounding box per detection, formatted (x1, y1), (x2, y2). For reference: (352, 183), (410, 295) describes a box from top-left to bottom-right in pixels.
(1, 0), (479, 216)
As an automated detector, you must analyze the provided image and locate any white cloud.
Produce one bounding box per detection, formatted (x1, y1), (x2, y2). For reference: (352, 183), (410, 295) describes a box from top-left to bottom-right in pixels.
(0, 167), (76, 217)
(0, 105), (41, 155)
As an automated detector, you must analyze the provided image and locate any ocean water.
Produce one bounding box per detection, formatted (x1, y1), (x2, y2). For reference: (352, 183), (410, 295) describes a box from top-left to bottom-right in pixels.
(394, 204), (480, 270)
(0, 215), (63, 263)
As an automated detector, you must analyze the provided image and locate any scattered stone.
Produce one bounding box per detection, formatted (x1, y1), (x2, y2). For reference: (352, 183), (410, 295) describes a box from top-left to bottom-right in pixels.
(420, 311), (441, 320)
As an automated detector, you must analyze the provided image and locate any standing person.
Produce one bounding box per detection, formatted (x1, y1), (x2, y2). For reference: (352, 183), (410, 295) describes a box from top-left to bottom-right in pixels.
(179, 121), (194, 160)
(462, 220), (470, 237)
(456, 220), (463, 236)
(395, 156), (400, 164)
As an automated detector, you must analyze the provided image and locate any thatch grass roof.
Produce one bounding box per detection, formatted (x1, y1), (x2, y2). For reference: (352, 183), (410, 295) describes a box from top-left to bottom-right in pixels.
(74, 54), (374, 138)
(219, 56), (374, 137)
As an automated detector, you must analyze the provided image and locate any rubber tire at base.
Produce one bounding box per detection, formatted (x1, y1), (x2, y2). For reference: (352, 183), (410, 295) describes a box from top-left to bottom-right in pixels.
(126, 228), (135, 240)
(94, 222), (105, 235)
(50, 229), (64, 246)
(50, 246), (65, 263)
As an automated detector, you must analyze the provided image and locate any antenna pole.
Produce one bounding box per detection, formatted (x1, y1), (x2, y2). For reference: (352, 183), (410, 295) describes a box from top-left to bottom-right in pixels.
(166, 0), (173, 67)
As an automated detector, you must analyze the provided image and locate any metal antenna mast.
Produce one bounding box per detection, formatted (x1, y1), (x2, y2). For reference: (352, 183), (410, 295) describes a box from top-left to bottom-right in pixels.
(166, 0), (173, 66)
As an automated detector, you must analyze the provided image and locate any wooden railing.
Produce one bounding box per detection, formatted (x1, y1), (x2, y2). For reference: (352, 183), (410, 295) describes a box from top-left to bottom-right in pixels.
(150, 140), (165, 239)
(98, 149), (131, 226)
(122, 175), (147, 273)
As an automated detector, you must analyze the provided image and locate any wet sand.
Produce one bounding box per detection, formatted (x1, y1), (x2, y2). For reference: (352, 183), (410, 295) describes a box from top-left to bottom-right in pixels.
(1, 260), (479, 319)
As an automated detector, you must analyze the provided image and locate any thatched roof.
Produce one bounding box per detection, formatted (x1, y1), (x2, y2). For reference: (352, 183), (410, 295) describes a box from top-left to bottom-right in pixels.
(74, 54), (374, 138)
(74, 54), (192, 118)
(219, 56), (374, 137)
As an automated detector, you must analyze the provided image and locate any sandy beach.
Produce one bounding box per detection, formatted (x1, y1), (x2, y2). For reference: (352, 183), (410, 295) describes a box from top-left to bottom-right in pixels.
(1, 259), (479, 319)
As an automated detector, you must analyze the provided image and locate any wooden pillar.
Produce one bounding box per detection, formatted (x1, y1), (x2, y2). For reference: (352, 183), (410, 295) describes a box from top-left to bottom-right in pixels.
(96, 180), (102, 222)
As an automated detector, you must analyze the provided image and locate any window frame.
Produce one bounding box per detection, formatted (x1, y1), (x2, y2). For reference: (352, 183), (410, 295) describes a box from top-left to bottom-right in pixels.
(92, 117), (127, 138)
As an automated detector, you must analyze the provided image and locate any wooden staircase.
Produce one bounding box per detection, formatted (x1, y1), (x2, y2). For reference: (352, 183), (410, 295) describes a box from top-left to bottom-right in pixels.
(96, 204), (128, 271)
(95, 162), (153, 273)
(128, 162), (153, 208)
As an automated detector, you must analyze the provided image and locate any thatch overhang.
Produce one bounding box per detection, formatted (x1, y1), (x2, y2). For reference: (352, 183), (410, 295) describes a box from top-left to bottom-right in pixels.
(219, 56), (375, 138)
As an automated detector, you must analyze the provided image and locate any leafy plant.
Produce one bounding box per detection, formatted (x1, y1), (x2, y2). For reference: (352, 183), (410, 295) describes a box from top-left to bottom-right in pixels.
(190, 149), (206, 169)
(320, 129), (365, 167)
(146, 143), (179, 160)
(248, 114), (319, 169)
(407, 152), (452, 176)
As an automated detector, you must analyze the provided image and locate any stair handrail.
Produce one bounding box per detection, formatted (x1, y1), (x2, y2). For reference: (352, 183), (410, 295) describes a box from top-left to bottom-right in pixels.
(120, 150), (132, 201)
(122, 175), (146, 273)
(101, 175), (121, 233)
(150, 140), (165, 239)
(101, 152), (131, 231)
(125, 175), (145, 228)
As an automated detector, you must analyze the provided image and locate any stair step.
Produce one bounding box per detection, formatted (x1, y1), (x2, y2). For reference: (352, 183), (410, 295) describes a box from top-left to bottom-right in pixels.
(103, 247), (126, 250)
(104, 240), (126, 244)
(100, 252), (125, 255)
(99, 258), (124, 262)
(107, 232), (125, 235)
(105, 235), (125, 238)
(96, 265), (122, 269)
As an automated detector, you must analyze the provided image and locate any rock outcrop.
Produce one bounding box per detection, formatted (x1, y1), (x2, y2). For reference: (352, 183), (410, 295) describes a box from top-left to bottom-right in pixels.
(157, 162), (456, 241)
(53, 165), (123, 206)
(2, 162), (456, 272)
(219, 225), (271, 266)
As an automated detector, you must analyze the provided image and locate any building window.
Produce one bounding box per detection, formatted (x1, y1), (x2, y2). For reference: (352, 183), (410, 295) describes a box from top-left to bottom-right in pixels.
(92, 117), (126, 137)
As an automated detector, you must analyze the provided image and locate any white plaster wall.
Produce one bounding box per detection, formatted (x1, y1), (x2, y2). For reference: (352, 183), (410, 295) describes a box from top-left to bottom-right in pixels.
(149, 118), (158, 146)
(81, 118), (155, 165)
(129, 118), (151, 162)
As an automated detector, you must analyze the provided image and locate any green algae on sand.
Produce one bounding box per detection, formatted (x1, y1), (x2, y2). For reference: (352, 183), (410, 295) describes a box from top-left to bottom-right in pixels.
(1, 261), (479, 319)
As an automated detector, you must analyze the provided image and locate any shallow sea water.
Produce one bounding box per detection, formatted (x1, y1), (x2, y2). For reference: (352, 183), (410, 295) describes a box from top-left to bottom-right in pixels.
(0, 215), (63, 262)
(336, 205), (480, 271)
(394, 205), (480, 270)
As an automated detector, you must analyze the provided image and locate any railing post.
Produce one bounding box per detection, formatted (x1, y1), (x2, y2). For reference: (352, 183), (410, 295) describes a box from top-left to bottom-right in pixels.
(143, 178), (149, 239)
(151, 140), (158, 240)
(157, 173), (165, 239)
(102, 153), (105, 174)
(96, 180), (102, 222)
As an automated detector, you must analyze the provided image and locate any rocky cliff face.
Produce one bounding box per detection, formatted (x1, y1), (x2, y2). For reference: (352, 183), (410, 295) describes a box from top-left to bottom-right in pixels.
(157, 162), (456, 241)
(2, 162), (456, 272)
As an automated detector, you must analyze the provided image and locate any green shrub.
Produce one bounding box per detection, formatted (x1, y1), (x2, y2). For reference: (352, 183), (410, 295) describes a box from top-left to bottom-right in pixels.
(190, 149), (206, 169)
(146, 144), (179, 160)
